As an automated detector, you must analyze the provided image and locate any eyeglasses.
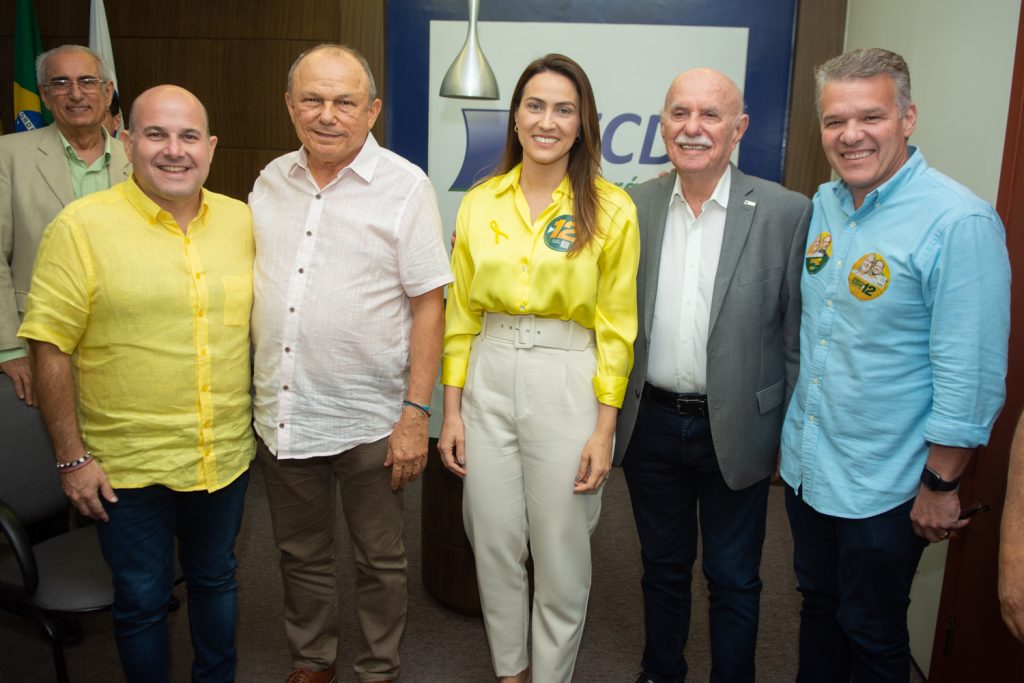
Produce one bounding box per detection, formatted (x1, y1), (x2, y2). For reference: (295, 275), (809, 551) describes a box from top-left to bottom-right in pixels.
(43, 77), (106, 94)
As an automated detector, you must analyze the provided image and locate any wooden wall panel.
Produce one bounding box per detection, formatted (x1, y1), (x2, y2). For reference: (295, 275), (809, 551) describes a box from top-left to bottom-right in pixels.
(101, 0), (338, 40)
(112, 38), (316, 151)
(340, 0), (387, 143)
(784, 0), (849, 197)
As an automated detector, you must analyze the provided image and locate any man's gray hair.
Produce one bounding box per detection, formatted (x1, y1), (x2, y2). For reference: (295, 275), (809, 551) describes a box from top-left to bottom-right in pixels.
(36, 45), (111, 84)
(814, 48), (912, 116)
(286, 44), (378, 101)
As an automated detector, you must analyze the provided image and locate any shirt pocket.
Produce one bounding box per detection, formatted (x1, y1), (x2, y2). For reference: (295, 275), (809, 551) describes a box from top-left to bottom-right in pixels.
(222, 273), (253, 327)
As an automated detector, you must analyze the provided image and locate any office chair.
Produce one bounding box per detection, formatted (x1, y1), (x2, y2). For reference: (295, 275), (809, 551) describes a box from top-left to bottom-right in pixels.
(0, 378), (114, 683)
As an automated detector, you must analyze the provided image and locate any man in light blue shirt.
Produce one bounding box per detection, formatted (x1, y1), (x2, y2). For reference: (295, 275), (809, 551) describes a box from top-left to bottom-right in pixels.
(781, 47), (1010, 682)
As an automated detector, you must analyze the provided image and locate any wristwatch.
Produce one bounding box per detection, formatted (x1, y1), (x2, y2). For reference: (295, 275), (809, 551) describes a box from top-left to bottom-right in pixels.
(920, 466), (960, 492)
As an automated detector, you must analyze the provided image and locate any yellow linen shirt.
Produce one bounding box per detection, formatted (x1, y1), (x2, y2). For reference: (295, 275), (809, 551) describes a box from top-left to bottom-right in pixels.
(442, 166), (640, 407)
(19, 177), (255, 492)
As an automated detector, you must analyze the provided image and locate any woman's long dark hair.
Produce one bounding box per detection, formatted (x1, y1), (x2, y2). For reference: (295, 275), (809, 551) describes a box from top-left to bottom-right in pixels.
(494, 53), (603, 255)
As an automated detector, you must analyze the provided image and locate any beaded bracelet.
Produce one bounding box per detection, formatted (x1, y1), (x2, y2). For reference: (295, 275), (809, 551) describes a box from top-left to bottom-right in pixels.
(56, 452), (93, 474)
(402, 399), (432, 418)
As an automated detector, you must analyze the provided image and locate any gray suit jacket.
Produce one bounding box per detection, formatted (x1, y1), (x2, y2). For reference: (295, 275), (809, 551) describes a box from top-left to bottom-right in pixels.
(614, 165), (810, 490)
(0, 124), (131, 350)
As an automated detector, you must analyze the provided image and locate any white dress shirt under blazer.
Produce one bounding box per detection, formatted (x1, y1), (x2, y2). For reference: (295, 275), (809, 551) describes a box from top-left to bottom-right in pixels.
(646, 167), (730, 394)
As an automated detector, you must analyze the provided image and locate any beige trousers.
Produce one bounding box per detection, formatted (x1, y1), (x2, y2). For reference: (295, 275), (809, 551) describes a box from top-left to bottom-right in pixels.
(257, 437), (406, 682)
(461, 314), (603, 682)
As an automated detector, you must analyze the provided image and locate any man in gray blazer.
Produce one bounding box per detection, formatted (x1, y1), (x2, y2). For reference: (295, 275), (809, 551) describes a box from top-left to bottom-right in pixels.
(0, 44), (130, 404)
(616, 68), (810, 683)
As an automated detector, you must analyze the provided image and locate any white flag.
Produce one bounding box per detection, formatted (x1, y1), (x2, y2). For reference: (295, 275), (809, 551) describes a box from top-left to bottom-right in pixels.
(89, 0), (118, 95)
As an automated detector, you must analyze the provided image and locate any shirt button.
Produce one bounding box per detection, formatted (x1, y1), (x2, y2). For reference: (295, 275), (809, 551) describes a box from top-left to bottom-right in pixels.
(519, 304), (526, 311)
(836, 260), (843, 267)
(284, 346), (291, 353)
(850, 221), (857, 228)
(202, 384), (209, 392)
(825, 299), (833, 308)
(316, 194), (322, 199)
(200, 348), (207, 356)
(204, 420), (211, 428)
(289, 307), (295, 313)
(808, 415), (816, 423)
(279, 422), (285, 428)
(195, 273), (202, 280)
(818, 339), (827, 346)
(282, 385), (289, 391)
(197, 310), (205, 317)
(812, 377), (820, 385)
(298, 267), (305, 274)
(306, 231), (313, 236)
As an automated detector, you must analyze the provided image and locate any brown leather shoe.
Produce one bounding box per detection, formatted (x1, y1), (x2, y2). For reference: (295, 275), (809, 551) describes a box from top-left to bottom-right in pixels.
(286, 666), (336, 683)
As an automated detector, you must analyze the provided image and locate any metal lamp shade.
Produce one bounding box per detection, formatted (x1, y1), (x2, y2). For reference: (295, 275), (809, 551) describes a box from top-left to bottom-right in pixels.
(439, 0), (499, 100)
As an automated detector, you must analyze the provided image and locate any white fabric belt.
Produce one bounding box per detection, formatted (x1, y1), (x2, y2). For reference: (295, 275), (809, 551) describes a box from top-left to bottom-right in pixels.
(481, 312), (594, 351)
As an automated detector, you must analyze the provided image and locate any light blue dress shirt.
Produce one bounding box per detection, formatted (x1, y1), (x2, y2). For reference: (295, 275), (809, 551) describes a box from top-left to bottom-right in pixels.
(781, 147), (1010, 518)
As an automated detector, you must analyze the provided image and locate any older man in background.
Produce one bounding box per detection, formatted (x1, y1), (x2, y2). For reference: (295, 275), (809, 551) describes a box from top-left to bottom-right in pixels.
(0, 44), (130, 403)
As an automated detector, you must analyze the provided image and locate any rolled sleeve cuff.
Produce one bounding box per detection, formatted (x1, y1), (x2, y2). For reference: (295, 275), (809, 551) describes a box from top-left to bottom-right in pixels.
(923, 415), (995, 450)
(18, 322), (79, 356)
(593, 375), (627, 409)
(0, 346), (27, 363)
(441, 355), (468, 388)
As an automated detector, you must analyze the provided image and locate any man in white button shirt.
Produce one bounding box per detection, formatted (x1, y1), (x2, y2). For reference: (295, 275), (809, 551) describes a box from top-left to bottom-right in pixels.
(614, 69), (810, 683)
(249, 44), (452, 683)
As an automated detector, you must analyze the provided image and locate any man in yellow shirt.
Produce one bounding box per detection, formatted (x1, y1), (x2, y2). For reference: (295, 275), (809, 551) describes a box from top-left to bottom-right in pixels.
(19, 85), (254, 683)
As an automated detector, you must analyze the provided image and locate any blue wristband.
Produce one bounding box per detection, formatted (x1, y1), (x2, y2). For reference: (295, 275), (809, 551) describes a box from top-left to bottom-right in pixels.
(402, 399), (431, 417)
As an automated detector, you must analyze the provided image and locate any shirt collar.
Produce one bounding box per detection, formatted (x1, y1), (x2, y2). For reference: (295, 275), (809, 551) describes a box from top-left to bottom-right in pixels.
(290, 132), (381, 185)
(831, 145), (923, 209)
(123, 175), (211, 227)
(671, 165), (732, 211)
(494, 163), (573, 200)
(58, 127), (113, 165)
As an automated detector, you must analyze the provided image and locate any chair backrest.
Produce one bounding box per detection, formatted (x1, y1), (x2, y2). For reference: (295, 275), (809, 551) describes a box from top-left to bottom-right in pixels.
(0, 378), (69, 524)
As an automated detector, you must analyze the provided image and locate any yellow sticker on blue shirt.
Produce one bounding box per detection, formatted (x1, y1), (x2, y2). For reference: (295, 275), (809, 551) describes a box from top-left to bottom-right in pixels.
(543, 214), (576, 252)
(848, 253), (890, 301)
(805, 232), (832, 274)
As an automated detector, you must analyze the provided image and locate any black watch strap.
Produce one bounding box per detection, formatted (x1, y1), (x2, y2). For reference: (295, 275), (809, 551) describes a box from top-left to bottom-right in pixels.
(920, 465), (960, 492)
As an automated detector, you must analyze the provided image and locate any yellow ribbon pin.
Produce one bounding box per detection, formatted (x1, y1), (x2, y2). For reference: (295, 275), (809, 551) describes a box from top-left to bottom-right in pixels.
(490, 220), (509, 245)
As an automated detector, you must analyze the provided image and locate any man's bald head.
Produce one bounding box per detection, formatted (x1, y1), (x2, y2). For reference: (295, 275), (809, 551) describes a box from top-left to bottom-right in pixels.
(128, 85), (211, 135)
(660, 68), (749, 188)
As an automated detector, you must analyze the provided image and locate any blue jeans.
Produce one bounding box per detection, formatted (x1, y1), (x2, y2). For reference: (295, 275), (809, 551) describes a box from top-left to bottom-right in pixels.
(623, 397), (769, 683)
(785, 487), (928, 683)
(95, 470), (250, 683)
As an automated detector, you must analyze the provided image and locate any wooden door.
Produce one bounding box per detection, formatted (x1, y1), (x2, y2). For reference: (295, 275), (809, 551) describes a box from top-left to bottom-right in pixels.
(927, 7), (1024, 681)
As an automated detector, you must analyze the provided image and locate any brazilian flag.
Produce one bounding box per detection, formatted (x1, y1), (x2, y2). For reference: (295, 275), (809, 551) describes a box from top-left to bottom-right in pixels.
(13, 0), (52, 132)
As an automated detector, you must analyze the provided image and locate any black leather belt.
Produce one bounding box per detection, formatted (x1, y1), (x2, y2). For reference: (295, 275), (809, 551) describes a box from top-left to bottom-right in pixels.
(643, 383), (709, 416)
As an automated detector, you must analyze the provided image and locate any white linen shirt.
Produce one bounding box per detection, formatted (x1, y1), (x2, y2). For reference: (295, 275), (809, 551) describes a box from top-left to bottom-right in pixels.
(250, 135), (453, 459)
(646, 167), (730, 393)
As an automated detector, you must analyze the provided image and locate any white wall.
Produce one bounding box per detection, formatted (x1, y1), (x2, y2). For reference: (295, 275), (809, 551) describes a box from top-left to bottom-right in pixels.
(843, 0), (1021, 675)
(845, 0), (1019, 204)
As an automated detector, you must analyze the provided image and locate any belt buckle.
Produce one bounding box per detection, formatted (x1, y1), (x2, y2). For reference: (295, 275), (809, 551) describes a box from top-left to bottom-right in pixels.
(513, 314), (535, 349)
(674, 396), (704, 415)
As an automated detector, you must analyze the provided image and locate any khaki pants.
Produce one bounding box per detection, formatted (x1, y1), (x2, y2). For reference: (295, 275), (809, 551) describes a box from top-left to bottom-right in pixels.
(258, 437), (405, 682)
(462, 314), (603, 682)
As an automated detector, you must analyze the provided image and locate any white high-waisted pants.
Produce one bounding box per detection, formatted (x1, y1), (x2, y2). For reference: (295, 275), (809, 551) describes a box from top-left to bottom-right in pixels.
(461, 313), (603, 682)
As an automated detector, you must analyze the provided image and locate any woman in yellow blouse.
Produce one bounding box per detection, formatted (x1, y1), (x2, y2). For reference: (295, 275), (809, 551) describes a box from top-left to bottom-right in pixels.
(438, 53), (639, 683)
